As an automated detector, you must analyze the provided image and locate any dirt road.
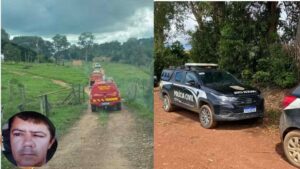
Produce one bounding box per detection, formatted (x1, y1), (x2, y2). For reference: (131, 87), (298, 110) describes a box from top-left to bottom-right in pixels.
(41, 89), (153, 169)
(154, 89), (296, 169)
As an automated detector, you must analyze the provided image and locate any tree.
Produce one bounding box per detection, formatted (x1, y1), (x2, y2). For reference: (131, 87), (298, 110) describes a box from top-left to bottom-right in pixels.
(78, 32), (95, 62)
(155, 1), (299, 87)
(3, 43), (21, 62)
(52, 34), (70, 64)
(1, 29), (10, 42)
(12, 36), (53, 61)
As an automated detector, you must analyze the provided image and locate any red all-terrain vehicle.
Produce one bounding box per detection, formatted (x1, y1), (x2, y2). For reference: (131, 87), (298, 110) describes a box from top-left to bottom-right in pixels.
(90, 81), (122, 112)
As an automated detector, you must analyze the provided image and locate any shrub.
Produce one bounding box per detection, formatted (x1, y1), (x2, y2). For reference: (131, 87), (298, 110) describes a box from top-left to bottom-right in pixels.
(252, 71), (270, 84)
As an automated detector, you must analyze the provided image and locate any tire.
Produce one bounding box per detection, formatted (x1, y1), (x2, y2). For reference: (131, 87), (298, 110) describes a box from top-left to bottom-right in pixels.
(91, 105), (97, 112)
(162, 94), (174, 112)
(199, 105), (216, 129)
(116, 103), (122, 111)
(283, 130), (300, 168)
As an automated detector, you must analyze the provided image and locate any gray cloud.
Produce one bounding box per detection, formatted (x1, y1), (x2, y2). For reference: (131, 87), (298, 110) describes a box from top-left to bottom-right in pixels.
(2, 0), (153, 43)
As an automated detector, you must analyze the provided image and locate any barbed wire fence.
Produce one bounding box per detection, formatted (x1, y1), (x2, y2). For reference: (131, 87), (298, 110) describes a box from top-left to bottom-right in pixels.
(124, 78), (153, 111)
(4, 81), (85, 117)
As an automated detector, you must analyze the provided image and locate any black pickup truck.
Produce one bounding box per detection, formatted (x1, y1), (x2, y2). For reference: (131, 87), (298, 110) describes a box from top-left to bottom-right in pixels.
(159, 63), (264, 128)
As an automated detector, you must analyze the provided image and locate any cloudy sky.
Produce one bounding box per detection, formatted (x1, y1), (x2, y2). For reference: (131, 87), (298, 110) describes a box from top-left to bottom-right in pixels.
(2, 0), (153, 44)
(168, 12), (197, 50)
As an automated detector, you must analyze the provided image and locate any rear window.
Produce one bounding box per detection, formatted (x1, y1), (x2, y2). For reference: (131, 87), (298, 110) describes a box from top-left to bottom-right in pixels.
(161, 69), (174, 81)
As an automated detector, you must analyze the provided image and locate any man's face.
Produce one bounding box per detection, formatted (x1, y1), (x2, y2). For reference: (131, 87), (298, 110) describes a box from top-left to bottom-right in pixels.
(10, 117), (54, 167)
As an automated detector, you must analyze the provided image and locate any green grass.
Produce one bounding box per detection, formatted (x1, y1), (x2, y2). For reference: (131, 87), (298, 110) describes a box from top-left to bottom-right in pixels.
(1, 62), (87, 168)
(1, 61), (153, 168)
(2, 62), (88, 84)
(264, 109), (282, 128)
(96, 62), (153, 120)
(98, 110), (109, 126)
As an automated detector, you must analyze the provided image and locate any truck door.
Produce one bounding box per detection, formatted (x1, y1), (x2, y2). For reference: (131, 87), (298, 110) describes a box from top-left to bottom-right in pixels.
(172, 71), (185, 105)
(181, 72), (198, 110)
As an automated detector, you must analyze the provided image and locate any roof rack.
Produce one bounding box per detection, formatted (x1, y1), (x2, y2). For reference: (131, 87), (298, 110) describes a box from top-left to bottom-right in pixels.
(185, 63), (218, 67)
(184, 63), (218, 70)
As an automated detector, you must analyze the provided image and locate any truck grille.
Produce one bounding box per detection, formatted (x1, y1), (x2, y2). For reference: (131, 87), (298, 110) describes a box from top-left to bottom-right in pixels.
(234, 97), (257, 105)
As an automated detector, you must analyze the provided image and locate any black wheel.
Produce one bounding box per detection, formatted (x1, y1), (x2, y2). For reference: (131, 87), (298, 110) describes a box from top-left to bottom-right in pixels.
(199, 105), (216, 129)
(116, 103), (122, 111)
(91, 105), (97, 112)
(162, 94), (174, 112)
(283, 130), (300, 168)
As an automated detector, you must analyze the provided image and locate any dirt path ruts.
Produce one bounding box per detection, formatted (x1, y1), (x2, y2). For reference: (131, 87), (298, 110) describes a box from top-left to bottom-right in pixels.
(7, 70), (152, 168)
(6, 70), (70, 88)
(42, 106), (135, 169)
(41, 88), (140, 169)
(154, 89), (297, 169)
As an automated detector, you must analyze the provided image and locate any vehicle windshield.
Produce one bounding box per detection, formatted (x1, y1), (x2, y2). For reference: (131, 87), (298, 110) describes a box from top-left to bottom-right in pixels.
(198, 70), (240, 86)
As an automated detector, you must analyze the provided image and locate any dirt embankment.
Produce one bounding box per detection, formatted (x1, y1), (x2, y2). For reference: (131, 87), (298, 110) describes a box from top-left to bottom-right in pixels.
(154, 88), (297, 169)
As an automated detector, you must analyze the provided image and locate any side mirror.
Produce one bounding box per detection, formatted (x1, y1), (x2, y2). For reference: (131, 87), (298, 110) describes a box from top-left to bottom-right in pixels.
(185, 80), (196, 86)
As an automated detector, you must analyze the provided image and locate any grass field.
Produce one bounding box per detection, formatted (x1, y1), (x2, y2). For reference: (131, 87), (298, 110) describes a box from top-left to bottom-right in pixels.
(1, 61), (153, 168)
(1, 62), (88, 169)
(97, 62), (153, 119)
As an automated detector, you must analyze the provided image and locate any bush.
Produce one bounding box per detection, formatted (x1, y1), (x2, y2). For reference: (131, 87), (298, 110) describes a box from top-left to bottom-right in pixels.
(252, 71), (270, 84)
(274, 72), (297, 88)
(241, 69), (253, 81)
(252, 44), (298, 88)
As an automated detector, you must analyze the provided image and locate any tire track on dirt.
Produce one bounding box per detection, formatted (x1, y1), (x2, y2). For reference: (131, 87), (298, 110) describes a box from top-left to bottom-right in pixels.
(41, 87), (137, 169)
(5, 70), (71, 89)
(154, 89), (297, 169)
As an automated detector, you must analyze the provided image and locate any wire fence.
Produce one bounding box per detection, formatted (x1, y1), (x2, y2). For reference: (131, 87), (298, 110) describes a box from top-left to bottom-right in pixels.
(124, 78), (153, 112)
(4, 81), (85, 118)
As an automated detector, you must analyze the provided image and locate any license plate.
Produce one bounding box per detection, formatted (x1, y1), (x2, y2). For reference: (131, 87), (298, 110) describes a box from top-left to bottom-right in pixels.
(244, 106), (256, 113)
(101, 102), (110, 106)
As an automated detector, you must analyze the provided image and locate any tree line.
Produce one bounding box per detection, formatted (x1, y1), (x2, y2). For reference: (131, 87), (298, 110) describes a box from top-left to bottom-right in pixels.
(1, 29), (153, 67)
(154, 1), (300, 88)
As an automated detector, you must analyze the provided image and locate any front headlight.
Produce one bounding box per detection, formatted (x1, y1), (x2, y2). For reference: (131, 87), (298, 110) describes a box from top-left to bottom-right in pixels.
(211, 93), (237, 103)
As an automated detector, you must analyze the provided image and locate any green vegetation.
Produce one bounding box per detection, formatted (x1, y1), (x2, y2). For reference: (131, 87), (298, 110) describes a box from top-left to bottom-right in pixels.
(2, 28), (153, 67)
(1, 62), (87, 169)
(264, 109), (282, 128)
(2, 62), (88, 84)
(154, 2), (300, 88)
(98, 110), (109, 126)
(85, 61), (153, 120)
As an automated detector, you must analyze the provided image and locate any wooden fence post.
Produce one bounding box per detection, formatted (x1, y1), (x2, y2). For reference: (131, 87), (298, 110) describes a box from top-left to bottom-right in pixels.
(82, 84), (85, 102)
(78, 84), (81, 103)
(40, 95), (49, 116)
(40, 95), (44, 114)
(45, 95), (49, 116)
(9, 82), (12, 101)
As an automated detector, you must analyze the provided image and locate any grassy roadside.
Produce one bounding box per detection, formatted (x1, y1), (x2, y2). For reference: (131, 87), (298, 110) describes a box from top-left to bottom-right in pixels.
(1, 62), (88, 169)
(2, 62), (88, 84)
(260, 87), (291, 129)
(100, 62), (153, 120)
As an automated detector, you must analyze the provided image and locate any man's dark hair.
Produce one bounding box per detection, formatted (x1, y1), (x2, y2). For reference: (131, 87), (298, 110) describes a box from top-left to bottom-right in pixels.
(3, 111), (58, 166)
(8, 111), (56, 140)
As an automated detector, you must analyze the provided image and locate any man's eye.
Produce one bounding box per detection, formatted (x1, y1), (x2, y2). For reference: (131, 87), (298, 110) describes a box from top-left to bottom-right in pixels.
(13, 133), (22, 137)
(34, 135), (45, 138)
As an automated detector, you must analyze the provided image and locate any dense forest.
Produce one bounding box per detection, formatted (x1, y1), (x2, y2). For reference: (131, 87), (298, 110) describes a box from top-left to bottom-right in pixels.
(1, 29), (153, 67)
(154, 1), (300, 88)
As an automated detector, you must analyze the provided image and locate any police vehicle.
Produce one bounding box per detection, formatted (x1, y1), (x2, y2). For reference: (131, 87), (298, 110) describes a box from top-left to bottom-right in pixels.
(279, 85), (300, 168)
(159, 63), (264, 129)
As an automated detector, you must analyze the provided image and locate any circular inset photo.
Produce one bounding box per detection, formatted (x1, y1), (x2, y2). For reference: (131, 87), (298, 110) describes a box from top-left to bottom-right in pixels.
(2, 111), (58, 167)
